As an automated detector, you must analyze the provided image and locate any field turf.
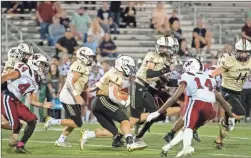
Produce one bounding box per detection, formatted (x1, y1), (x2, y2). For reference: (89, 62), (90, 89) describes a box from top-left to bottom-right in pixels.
(1, 123), (251, 158)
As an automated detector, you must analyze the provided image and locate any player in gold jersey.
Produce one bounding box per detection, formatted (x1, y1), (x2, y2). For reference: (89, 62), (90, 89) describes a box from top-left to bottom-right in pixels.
(130, 36), (180, 147)
(43, 47), (95, 148)
(212, 39), (251, 149)
(80, 55), (144, 152)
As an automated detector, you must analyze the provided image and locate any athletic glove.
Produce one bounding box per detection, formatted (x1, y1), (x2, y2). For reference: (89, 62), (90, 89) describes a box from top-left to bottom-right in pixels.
(161, 65), (171, 74)
(146, 111), (160, 122)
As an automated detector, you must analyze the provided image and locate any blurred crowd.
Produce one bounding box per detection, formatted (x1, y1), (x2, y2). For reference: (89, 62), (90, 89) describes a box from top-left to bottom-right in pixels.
(2, 1), (251, 122)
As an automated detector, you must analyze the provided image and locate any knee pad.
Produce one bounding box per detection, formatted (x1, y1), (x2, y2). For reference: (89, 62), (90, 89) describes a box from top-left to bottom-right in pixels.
(73, 118), (83, 127)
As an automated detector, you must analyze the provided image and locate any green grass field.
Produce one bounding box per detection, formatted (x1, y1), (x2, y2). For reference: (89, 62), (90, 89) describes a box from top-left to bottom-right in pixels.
(1, 123), (251, 158)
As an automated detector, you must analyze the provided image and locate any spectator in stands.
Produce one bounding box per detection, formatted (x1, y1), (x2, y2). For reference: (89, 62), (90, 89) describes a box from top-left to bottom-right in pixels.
(56, 28), (78, 56)
(110, 1), (121, 27)
(58, 53), (71, 83)
(53, 2), (62, 17)
(178, 39), (190, 57)
(70, 7), (91, 42)
(241, 75), (251, 123)
(171, 20), (184, 44)
(97, 2), (119, 34)
(152, 2), (168, 32)
(88, 19), (105, 44)
(84, 35), (98, 55)
(242, 18), (251, 42)
(159, 17), (172, 36)
(100, 60), (110, 73)
(5, 2), (24, 14)
(36, 1), (56, 40)
(59, 9), (70, 29)
(47, 63), (63, 119)
(169, 9), (179, 26)
(124, 2), (137, 28)
(191, 19), (212, 53)
(51, 55), (60, 66)
(49, 16), (65, 46)
(99, 33), (118, 58)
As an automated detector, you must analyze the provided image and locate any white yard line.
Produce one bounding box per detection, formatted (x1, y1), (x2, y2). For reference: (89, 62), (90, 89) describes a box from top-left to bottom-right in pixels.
(2, 139), (251, 158)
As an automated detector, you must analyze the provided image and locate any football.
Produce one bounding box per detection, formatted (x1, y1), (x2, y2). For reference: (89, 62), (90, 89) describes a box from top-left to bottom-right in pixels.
(118, 91), (129, 101)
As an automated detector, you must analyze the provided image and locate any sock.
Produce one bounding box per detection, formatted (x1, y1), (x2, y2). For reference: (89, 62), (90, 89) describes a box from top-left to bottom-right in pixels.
(51, 119), (61, 125)
(125, 134), (133, 144)
(58, 134), (67, 143)
(169, 130), (183, 147)
(136, 121), (154, 138)
(20, 120), (37, 144)
(169, 129), (176, 137)
(183, 128), (193, 149)
(17, 141), (25, 147)
(224, 112), (229, 126)
(87, 131), (96, 139)
(85, 108), (91, 123)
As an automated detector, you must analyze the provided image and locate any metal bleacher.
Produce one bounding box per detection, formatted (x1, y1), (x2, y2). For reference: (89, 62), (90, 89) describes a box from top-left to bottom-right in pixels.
(1, 1), (250, 61)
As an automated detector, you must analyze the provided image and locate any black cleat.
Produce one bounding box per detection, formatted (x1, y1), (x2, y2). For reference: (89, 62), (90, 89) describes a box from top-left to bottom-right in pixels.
(214, 140), (224, 150)
(160, 150), (168, 157)
(14, 146), (31, 154)
(164, 132), (174, 143)
(193, 131), (201, 142)
(112, 133), (124, 148)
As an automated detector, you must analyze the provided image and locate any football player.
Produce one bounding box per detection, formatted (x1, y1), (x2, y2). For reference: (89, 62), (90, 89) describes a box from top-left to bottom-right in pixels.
(147, 58), (235, 157)
(80, 55), (143, 152)
(43, 47), (95, 147)
(130, 36), (179, 147)
(1, 54), (52, 153)
(212, 39), (251, 149)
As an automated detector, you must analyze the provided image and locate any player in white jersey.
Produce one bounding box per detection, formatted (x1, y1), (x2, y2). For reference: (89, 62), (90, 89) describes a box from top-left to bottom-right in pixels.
(1, 54), (52, 153)
(43, 47), (95, 148)
(146, 58), (235, 157)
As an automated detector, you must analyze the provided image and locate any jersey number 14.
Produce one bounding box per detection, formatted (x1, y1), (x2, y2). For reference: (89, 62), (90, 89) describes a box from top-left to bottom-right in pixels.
(194, 77), (213, 92)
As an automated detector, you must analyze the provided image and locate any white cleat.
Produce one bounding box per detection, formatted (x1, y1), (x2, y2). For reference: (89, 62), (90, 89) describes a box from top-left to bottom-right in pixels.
(127, 142), (143, 152)
(55, 140), (72, 148)
(44, 116), (53, 132)
(176, 146), (194, 157)
(134, 137), (148, 150)
(80, 130), (89, 151)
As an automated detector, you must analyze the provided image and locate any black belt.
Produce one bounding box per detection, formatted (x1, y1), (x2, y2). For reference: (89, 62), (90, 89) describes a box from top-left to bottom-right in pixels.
(221, 87), (241, 95)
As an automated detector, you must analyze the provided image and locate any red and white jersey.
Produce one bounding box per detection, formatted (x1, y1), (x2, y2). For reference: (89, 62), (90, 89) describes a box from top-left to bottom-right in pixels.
(7, 63), (39, 99)
(178, 72), (216, 103)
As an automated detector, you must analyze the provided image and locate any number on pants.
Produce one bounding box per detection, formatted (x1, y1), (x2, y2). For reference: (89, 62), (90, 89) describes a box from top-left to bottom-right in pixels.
(18, 83), (31, 94)
(194, 77), (213, 91)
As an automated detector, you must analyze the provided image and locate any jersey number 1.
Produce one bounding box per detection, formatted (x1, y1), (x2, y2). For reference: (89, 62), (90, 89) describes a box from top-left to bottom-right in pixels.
(18, 83), (31, 94)
(194, 77), (213, 92)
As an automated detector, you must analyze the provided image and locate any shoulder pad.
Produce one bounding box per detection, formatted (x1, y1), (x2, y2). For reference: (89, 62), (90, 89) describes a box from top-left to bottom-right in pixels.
(70, 61), (87, 74)
(217, 53), (234, 69)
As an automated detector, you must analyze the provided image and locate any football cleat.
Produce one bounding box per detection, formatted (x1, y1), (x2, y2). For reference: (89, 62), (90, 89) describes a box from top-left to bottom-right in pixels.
(193, 131), (201, 142)
(134, 137), (148, 150)
(55, 140), (72, 148)
(112, 133), (124, 148)
(176, 146), (194, 157)
(14, 146), (31, 154)
(43, 116), (53, 132)
(80, 130), (89, 150)
(160, 150), (168, 157)
(127, 142), (143, 152)
(214, 140), (224, 150)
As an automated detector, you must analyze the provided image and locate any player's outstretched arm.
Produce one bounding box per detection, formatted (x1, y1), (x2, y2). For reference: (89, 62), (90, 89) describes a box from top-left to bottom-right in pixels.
(215, 90), (234, 118)
(1, 70), (20, 84)
(158, 83), (186, 114)
(211, 67), (225, 77)
(30, 91), (53, 108)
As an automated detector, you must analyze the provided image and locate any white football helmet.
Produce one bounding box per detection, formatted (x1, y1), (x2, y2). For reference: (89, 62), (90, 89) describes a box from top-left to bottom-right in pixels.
(27, 54), (49, 80)
(115, 55), (136, 77)
(155, 36), (179, 56)
(7, 47), (22, 60)
(235, 39), (251, 62)
(17, 43), (34, 63)
(183, 58), (204, 74)
(76, 47), (95, 66)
